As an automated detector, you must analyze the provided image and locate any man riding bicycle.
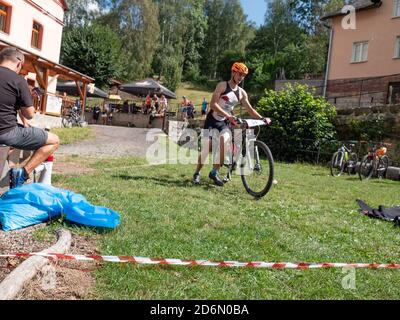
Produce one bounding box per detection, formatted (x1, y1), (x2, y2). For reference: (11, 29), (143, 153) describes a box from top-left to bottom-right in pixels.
(192, 62), (271, 186)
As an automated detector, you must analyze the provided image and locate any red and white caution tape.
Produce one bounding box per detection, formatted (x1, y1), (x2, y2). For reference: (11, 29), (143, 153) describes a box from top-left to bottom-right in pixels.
(1, 252), (400, 269)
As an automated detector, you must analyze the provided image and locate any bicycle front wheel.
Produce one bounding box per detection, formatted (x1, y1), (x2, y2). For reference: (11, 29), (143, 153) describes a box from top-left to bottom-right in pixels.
(330, 151), (345, 177)
(240, 140), (274, 198)
(61, 116), (72, 128)
(359, 155), (375, 181)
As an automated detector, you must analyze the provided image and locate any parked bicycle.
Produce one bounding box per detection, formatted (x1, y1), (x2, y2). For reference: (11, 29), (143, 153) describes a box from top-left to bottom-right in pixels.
(359, 143), (390, 181)
(61, 106), (83, 128)
(215, 117), (274, 198)
(330, 142), (358, 177)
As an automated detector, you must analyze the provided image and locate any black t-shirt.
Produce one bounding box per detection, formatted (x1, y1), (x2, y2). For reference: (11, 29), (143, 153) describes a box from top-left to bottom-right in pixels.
(0, 66), (33, 135)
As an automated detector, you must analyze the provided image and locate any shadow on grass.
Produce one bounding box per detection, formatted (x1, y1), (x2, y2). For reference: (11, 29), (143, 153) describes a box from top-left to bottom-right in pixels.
(113, 174), (229, 192)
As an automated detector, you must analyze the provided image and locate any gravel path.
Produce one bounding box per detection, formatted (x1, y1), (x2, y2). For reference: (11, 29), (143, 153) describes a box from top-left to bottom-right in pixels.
(56, 125), (166, 158)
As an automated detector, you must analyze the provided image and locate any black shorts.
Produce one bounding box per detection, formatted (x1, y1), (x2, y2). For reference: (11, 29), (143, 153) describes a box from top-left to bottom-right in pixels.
(0, 125), (48, 150)
(204, 112), (229, 132)
(201, 110), (206, 115)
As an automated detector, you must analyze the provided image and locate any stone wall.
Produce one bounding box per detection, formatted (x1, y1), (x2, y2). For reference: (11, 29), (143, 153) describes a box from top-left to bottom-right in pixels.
(335, 104), (400, 136)
(327, 74), (400, 109)
(335, 104), (400, 166)
(84, 112), (165, 129)
(29, 113), (62, 129)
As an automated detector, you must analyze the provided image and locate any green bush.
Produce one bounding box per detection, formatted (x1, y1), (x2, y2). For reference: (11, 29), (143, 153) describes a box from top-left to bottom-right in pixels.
(257, 84), (337, 162)
(347, 116), (385, 142)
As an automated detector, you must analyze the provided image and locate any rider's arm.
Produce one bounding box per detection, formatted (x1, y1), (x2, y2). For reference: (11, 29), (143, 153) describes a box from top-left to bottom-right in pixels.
(241, 90), (271, 124)
(210, 82), (235, 122)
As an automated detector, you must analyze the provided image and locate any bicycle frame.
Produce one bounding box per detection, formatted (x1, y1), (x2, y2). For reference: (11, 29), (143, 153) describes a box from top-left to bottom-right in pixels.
(223, 119), (266, 180)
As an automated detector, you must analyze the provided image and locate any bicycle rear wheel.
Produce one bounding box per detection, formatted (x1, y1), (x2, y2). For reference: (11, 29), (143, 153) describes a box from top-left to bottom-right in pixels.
(347, 152), (358, 175)
(377, 155), (389, 179)
(240, 140), (274, 198)
(359, 155), (375, 181)
(330, 151), (345, 177)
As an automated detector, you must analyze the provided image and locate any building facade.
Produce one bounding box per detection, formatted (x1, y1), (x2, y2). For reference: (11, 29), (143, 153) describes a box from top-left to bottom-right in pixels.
(322, 0), (400, 109)
(0, 0), (93, 120)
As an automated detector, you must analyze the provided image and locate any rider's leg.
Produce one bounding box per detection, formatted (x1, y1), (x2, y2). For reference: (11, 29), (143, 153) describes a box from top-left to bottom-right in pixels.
(212, 130), (231, 172)
(23, 132), (59, 175)
(209, 131), (230, 186)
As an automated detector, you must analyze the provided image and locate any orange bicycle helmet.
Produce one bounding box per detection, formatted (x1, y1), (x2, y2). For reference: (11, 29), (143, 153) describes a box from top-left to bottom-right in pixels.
(231, 62), (249, 75)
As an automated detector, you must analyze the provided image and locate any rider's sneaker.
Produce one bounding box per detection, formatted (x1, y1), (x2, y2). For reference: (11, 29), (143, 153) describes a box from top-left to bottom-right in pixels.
(9, 168), (28, 189)
(209, 171), (224, 187)
(193, 173), (201, 185)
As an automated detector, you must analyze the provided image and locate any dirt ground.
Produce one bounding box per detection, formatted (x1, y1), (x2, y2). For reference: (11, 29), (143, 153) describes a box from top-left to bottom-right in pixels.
(0, 156), (100, 300)
(0, 126), (157, 300)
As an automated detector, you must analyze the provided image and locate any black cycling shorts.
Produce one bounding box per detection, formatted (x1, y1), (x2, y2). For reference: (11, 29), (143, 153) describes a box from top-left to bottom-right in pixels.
(204, 112), (229, 132)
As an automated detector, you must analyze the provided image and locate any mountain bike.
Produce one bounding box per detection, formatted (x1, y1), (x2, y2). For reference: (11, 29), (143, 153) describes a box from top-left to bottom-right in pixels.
(330, 142), (358, 177)
(217, 118), (274, 198)
(61, 106), (83, 128)
(359, 143), (390, 181)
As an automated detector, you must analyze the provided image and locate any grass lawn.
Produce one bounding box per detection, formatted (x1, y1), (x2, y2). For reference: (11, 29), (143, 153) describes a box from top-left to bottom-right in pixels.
(175, 82), (214, 116)
(52, 127), (93, 145)
(49, 140), (400, 300)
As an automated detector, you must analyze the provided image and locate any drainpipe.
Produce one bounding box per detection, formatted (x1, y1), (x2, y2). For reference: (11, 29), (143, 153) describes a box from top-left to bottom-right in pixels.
(323, 22), (333, 98)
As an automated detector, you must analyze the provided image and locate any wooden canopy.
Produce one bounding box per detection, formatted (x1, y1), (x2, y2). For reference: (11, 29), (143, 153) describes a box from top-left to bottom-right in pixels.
(0, 38), (94, 116)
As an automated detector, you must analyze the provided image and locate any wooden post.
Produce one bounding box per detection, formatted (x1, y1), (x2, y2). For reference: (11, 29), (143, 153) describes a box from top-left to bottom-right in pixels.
(40, 68), (49, 114)
(82, 82), (88, 119)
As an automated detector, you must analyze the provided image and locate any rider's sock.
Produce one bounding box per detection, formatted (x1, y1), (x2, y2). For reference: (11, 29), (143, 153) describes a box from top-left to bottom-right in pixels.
(210, 168), (218, 177)
(194, 171), (200, 176)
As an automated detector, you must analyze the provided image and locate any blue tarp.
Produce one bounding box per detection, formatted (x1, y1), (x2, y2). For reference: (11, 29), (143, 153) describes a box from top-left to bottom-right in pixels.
(0, 184), (120, 231)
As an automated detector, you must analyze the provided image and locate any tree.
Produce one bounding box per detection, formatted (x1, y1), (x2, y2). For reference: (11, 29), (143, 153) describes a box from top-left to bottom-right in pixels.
(150, 0), (208, 88)
(61, 24), (123, 88)
(248, 0), (305, 59)
(201, 0), (254, 79)
(64, 0), (103, 27)
(98, 0), (160, 80)
(289, 0), (346, 34)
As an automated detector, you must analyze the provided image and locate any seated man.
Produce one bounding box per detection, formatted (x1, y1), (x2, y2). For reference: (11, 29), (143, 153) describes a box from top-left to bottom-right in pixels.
(0, 47), (59, 189)
(147, 104), (166, 128)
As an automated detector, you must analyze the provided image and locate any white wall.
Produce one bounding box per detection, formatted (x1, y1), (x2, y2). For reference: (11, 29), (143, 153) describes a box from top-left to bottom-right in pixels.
(0, 0), (65, 63)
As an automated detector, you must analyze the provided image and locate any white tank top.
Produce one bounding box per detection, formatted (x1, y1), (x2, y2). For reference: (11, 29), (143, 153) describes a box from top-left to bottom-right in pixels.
(212, 82), (243, 121)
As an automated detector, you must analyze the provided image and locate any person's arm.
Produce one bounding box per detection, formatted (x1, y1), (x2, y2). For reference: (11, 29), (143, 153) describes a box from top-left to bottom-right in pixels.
(241, 90), (271, 124)
(18, 110), (32, 127)
(17, 79), (35, 121)
(210, 82), (236, 123)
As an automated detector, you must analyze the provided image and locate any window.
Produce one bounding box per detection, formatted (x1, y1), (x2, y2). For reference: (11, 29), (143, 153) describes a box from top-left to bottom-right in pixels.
(0, 2), (11, 34)
(31, 21), (43, 49)
(396, 37), (400, 58)
(352, 41), (369, 63)
(394, 0), (400, 17)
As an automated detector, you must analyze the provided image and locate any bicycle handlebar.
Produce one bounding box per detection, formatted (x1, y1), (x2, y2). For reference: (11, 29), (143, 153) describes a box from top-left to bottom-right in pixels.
(233, 117), (269, 128)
